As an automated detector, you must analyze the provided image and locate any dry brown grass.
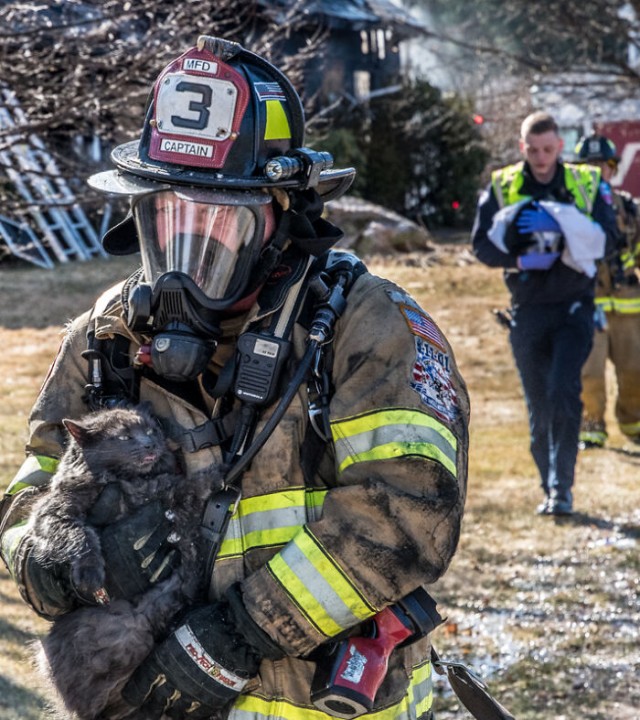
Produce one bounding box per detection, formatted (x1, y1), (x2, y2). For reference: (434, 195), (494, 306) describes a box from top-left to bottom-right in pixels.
(0, 247), (638, 719)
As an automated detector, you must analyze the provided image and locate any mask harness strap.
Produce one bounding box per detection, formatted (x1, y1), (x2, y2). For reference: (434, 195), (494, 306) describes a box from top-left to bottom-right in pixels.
(82, 277), (143, 410)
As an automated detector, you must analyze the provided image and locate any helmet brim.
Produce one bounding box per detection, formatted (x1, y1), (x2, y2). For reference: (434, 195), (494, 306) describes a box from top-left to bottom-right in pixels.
(91, 140), (355, 201)
(91, 140), (355, 255)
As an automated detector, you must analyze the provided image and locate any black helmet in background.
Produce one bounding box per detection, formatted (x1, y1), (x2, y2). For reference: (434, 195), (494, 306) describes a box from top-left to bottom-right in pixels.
(574, 134), (620, 164)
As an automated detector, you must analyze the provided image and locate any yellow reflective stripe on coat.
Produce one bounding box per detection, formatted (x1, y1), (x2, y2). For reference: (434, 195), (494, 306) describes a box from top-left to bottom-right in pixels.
(0, 521), (28, 574)
(267, 527), (377, 637)
(331, 409), (457, 477)
(620, 249), (635, 270)
(620, 420), (640, 437)
(5, 454), (58, 495)
(595, 296), (640, 314)
(217, 488), (328, 560)
(229, 659), (432, 719)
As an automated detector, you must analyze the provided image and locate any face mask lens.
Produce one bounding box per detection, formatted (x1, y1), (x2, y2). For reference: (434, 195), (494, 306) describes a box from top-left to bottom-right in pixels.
(133, 190), (260, 303)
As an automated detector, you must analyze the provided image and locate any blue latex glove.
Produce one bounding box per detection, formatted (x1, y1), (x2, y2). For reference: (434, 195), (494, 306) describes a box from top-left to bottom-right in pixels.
(516, 205), (561, 234)
(517, 252), (560, 271)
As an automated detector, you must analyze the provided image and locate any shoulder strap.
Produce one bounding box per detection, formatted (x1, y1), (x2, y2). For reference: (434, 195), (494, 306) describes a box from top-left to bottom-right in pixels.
(201, 253), (323, 582)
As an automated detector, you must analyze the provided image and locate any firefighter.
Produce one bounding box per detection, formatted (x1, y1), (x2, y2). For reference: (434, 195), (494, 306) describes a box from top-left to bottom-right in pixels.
(575, 133), (640, 449)
(472, 111), (619, 516)
(0, 37), (469, 720)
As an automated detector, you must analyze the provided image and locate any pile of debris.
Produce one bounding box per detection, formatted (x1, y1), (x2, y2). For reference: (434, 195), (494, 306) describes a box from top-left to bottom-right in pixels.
(325, 196), (435, 256)
(0, 86), (105, 269)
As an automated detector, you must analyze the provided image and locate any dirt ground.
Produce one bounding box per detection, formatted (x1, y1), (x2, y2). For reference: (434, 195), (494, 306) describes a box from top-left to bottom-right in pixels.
(0, 245), (638, 719)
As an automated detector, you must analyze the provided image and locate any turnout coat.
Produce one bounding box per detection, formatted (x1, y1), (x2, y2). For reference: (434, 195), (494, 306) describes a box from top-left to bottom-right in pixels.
(1, 261), (469, 720)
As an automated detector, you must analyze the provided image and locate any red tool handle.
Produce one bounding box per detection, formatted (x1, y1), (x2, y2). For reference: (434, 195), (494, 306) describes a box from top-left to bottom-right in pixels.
(311, 607), (413, 719)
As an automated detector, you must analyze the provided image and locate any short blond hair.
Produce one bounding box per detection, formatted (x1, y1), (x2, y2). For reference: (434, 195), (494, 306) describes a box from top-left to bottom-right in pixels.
(520, 111), (559, 140)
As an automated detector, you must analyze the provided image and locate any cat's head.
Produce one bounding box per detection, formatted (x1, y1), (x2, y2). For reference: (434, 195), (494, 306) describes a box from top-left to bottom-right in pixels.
(63, 404), (170, 474)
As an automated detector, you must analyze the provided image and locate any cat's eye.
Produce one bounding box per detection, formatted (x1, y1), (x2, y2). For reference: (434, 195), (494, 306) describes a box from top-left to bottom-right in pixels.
(117, 434), (131, 441)
(146, 428), (156, 436)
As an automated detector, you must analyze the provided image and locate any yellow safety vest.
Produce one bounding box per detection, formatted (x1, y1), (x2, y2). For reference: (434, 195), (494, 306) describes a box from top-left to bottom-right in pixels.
(491, 161), (601, 216)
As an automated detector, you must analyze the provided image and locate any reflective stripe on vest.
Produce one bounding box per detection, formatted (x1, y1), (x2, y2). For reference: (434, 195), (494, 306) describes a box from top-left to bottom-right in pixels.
(229, 658), (433, 719)
(5, 455), (58, 495)
(491, 161), (600, 215)
(217, 488), (328, 561)
(267, 526), (377, 637)
(595, 296), (640, 314)
(330, 408), (457, 478)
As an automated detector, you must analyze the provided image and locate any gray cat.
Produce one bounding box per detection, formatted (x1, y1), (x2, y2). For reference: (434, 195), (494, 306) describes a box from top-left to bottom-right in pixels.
(28, 404), (216, 720)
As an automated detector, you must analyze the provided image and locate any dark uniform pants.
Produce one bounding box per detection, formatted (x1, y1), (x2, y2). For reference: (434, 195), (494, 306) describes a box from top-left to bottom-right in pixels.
(510, 298), (594, 501)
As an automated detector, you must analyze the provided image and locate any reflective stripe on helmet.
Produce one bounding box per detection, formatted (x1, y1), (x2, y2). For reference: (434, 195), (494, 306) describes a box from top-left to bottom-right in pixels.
(330, 408), (458, 478)
(264, 100), (292, 141)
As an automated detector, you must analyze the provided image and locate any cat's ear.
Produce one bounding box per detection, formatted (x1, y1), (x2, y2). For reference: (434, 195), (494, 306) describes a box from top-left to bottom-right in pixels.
(63, 418), (89, 445)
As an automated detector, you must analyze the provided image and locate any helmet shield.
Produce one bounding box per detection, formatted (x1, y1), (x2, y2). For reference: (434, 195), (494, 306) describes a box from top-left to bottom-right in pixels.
(132, 188), (271, 306)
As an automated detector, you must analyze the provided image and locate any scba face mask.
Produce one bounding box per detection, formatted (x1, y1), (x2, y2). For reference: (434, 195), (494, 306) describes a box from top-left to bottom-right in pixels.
(88, 35), (357, 383)
(127, 188), (274, 382)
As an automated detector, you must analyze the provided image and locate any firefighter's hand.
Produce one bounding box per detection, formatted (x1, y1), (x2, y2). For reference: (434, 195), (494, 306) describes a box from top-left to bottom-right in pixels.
(122, 584), (283, 718)
(100, 500), (180, 600)
(517, 251), (560, 271)
(21, 544), (78, 618)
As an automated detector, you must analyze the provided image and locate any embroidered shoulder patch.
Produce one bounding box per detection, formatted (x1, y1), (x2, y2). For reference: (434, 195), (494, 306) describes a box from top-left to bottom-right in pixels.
(410, 337), (458, 424)
(599, 181), (613, 206)
(386, 288), (459, 423)
(399, 304), (446, 350)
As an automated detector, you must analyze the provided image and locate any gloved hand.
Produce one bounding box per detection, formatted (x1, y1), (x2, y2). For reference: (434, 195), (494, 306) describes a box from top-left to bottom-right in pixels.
(100, 500), (180, 600)
(517, 252), (560, 271)
(122, 583), (284, 718)
(516, 204), (561, 234)
(21, 544), (78, 618)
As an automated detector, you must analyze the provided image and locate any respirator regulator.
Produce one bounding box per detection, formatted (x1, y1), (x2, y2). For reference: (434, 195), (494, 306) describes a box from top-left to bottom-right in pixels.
(127, 272), (220, 382)
(126, 188), (270, 382)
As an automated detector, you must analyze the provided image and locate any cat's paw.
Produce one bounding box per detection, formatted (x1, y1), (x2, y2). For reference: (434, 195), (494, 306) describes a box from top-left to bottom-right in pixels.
(71, 556), (106, 601)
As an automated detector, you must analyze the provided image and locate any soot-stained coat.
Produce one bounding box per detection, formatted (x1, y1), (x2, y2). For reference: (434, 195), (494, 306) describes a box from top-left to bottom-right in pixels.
(2, 266), (469, 719)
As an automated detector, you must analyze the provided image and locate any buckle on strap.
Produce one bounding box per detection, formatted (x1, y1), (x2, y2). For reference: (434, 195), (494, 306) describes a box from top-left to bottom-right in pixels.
(201, 486), (240, 543)
(201, 486), (241, 586)
(176, 418), (230, 453)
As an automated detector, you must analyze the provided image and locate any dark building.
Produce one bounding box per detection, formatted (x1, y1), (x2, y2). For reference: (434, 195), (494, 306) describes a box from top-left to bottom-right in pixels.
(257, 0), (428, 105)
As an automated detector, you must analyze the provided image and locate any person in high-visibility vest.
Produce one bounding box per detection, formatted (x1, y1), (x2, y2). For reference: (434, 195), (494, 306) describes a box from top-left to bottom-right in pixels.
(472, 112), (620, 516)
(576, 134), (640, 449)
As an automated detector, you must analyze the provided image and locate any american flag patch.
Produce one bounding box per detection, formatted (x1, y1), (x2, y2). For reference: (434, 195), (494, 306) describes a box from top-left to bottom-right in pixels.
(401, 305), (445, 349)
(254, 82), (286, 101)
